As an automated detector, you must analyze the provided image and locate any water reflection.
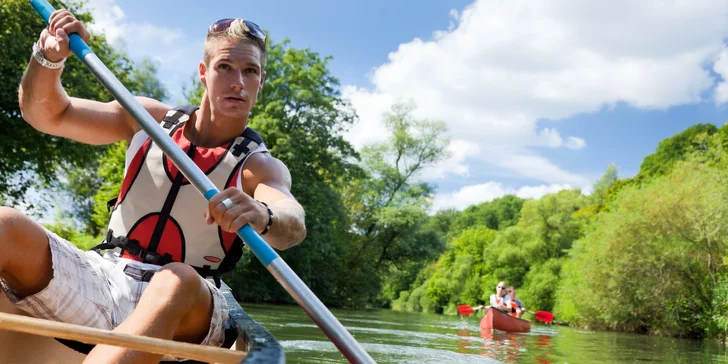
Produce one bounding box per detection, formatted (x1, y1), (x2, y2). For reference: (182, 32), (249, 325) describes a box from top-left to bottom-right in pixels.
(455, 322), (560, 363)
(243, 303), (728, 364)
(533, 335), (555, 364)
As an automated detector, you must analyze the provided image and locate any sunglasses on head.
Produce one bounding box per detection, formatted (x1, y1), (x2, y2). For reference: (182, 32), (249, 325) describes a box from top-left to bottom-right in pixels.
(208, 18), (266, 40)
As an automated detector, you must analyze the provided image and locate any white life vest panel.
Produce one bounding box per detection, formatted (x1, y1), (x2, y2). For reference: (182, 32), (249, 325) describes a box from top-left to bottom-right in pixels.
(102, 105), (267, 278)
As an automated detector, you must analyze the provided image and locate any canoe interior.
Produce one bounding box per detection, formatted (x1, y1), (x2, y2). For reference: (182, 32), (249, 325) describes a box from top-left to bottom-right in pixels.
(0, 281), (284, 364)
(480, 307), (531, 333)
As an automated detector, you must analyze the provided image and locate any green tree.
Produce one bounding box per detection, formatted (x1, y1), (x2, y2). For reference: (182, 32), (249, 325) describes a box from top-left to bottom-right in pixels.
(341, 102), (450, 306)
(449, 195), (524, 238)
(556, 162), (728, 338)
(393, 227), (499, 314)
(589, 163), (618, 205)
(64, 59), (167, 234)
(0, 0), (160, 209)
(638, 124), (717, 180)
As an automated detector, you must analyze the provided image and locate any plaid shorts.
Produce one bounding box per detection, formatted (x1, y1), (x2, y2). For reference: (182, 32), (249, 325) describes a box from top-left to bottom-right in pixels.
(0, 229), (229, 358)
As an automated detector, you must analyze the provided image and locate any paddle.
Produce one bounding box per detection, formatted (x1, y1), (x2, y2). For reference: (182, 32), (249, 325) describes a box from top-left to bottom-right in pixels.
(457, 305), (474, 316)
(527, 310), (554, 324)
(457, 304), (488, 317)
(0, 312), (243, 364)
(26, 1), (374, 363)
(457, 304), (554, 323)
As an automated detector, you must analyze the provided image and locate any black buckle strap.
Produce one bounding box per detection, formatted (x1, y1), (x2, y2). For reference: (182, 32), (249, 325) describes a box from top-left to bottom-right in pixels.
(122, 265), (157, 282)
(103, 230), (174, 266)
(106, 197), (118, 212)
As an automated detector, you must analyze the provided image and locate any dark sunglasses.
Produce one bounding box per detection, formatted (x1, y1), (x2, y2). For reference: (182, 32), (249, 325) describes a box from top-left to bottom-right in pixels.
(208, 18), (266, 40)
(497, 286), (505, 289)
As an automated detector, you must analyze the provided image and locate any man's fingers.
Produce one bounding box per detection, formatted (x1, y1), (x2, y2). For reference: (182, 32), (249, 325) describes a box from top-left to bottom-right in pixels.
(55, 28), (68, 45)
(208, 190), (234, 206)
(221, 206), (247, 232)
(48, 9), (66, 32)
(51, 13), (75, 34)
(231, 212), (254, 232)
(61, 22), (86, 40)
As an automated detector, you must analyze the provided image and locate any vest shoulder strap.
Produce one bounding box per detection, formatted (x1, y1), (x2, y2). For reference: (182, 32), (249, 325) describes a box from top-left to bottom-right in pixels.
(161, 105), (199, 131)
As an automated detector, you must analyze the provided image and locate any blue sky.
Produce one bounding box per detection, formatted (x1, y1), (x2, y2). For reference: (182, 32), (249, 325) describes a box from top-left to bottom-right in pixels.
(80, 0), (728, 211)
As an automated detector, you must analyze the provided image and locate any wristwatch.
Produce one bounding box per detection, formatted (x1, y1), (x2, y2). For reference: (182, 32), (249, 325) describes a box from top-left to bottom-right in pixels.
(32, 42), (66, 69)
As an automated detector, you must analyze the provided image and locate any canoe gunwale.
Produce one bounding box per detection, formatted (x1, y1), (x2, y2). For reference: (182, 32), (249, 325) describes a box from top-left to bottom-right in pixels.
(220, 282), (285, 364)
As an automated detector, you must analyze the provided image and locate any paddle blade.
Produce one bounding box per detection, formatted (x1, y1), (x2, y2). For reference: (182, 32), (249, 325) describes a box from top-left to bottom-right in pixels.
(457, 305), (474, 317)
(534, 311), (554, 323)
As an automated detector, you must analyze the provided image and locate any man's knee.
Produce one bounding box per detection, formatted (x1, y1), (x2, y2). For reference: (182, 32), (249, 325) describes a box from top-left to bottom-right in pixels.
(0, 207), (48, 268)
(147, 263), (204, 308)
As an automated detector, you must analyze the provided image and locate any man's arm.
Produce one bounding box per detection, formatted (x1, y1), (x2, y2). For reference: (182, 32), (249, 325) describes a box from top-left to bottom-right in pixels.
(243, 153), (307, 250)
(18, 9), (168, 145)
(205, 152), (306, 251)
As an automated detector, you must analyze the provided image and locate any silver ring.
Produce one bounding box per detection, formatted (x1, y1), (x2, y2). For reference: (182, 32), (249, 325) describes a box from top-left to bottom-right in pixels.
(221, 198), (234, 209)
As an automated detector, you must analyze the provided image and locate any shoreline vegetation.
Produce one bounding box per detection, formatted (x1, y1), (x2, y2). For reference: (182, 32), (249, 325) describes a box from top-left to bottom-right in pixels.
(4, 0), (728, 343)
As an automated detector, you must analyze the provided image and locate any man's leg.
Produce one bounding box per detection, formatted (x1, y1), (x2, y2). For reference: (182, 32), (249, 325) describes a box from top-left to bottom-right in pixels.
(0, 207), (54, 298)
(84, 262), (215, 364)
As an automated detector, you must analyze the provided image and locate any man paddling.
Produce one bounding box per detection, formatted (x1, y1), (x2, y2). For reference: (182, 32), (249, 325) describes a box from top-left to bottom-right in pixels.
(490, 281), (513, 313)
(475, 281), (513, 314)
(4, 9), (305, 364)
(506, 286), (524, 318)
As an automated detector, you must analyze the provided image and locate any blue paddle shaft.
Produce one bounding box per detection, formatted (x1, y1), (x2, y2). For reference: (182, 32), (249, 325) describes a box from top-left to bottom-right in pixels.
(28, 0), (92, 59)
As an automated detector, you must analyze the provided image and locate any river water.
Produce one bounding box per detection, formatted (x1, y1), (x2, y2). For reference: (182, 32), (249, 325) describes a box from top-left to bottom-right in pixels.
(243, 303), (728, 363)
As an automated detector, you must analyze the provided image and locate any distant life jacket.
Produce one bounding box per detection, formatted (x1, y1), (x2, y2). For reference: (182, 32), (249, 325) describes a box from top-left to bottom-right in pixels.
(94, 105), (267, 285)
(510, 301), (519, 317)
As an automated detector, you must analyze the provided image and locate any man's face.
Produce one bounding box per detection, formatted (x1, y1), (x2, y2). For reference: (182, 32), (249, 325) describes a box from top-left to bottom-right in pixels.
(200, 39), (265, 121)
(507, 288), (516, 298)
(496, 283), (506, 297)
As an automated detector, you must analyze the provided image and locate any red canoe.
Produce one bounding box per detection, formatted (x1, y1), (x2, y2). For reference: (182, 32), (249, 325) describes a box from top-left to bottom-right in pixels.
(480, 307), (531, 333)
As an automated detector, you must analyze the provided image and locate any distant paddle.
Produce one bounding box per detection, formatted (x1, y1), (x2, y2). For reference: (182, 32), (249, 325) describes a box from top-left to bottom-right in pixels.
(457, 305), (475, 316)
(457, 304), (554, 323)
(527, 310), (554, 324)
(457, 304), (487, 317)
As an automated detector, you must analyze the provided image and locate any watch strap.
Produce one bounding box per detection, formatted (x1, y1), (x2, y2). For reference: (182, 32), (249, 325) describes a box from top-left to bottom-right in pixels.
(32, 42), (66, 69)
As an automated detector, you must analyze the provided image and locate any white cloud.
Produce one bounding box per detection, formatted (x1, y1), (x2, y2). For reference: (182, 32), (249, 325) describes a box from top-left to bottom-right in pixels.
(715, 49), (728, 104)
(82, 0), (203, 101)
(421, 139), (481, 179)
(565, 137), (586, 150)
(432, 182), (573, 211)
(344, 0), (728, 187)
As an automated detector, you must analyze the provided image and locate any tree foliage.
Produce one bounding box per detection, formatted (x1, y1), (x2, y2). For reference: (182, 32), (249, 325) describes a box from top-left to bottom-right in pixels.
(0, 0), (163, 209)
(340, 102), (451, 306)
(556, 162), (728, 337)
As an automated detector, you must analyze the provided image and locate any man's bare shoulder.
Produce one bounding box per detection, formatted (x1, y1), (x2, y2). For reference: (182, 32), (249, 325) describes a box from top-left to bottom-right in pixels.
(242, 152), (292, 191)
(127, 97), (171, 131)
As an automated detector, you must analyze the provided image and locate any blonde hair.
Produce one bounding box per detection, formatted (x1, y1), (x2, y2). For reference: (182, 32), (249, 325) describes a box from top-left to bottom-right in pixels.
(204, 19), (267, 66)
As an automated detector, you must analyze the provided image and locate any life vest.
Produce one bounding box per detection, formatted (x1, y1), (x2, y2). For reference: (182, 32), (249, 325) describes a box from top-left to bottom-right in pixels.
(95, 105), (266, 284)
(492, 295), (507, 307)
(510, 301), (519, 317)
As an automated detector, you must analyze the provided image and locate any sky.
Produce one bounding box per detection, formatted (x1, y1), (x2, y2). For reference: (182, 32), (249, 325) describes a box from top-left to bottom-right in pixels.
(78, 0), (728, 212)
